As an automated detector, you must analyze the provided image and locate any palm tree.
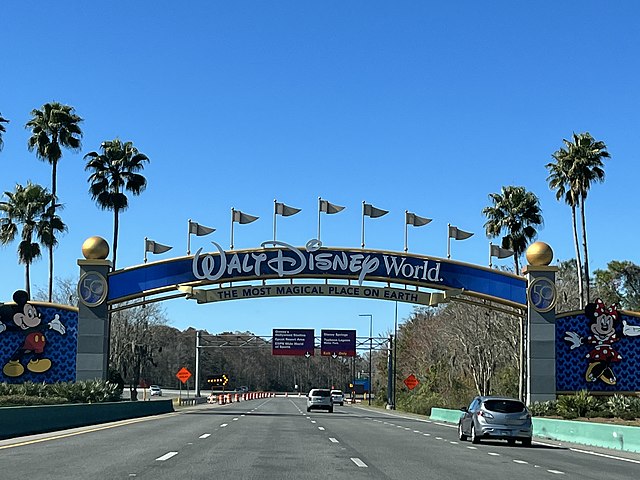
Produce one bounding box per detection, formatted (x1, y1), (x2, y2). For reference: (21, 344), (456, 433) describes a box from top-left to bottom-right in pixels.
(568, 133), (610, 303)
(0, 113), (9, 151)
(482, 186), (543, 275)
(546, 147), (584, 307)
(482, 185), (543, 403)
(547, 132), (610, 306)
(0, 182), (64, 296)
(26, 102), (83, 301)
(85, 139), (149, 269)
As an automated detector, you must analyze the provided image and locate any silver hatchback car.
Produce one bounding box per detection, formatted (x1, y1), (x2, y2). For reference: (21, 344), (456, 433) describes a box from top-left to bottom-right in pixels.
(458, 396), (532, 446)
(307, 388), (333, 413)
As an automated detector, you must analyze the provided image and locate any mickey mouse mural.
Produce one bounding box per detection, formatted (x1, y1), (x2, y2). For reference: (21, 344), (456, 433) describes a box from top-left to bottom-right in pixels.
(563, 298), (640, 388)
(0, 290), (77, 382)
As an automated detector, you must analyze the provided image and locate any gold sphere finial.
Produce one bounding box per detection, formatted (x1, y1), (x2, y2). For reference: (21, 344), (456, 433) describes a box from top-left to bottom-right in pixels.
(526, 241), (553, 266)
(82, 236), (110, 260)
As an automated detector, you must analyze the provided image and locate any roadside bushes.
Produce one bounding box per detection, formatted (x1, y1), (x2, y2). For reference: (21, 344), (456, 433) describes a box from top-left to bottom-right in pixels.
(529, 391), (640, 420)
(0, 380), (122, 406)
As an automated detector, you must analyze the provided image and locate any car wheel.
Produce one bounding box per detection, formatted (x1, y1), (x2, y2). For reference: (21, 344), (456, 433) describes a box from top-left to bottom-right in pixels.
(471, 424), (480, 444)
(306, 407), (311, 412)
(522, 438), (532, 447)
(458, 422), (467, 441)
(340, 402), (344, 406)
(329, 407), (333, 413)
(507, 439), (516, 446)
(458, 422), (467, 442)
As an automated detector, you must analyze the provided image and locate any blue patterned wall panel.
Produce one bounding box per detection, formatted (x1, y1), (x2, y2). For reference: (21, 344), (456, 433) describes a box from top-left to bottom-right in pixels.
(0, 305), (78, 384)
(556, 311), (640, 392)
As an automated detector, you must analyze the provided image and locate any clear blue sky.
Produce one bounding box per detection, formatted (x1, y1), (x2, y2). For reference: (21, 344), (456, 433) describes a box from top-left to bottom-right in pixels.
(1, 1), (638, 337)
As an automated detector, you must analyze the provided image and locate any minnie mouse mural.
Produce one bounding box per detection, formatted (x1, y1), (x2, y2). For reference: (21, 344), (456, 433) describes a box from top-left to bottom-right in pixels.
(564, 298), (640, 385)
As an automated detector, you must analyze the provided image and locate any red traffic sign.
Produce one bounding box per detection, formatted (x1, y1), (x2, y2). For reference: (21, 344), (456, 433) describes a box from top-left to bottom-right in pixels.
(403, 374), (419, 390)
(176, 367), (192, 384)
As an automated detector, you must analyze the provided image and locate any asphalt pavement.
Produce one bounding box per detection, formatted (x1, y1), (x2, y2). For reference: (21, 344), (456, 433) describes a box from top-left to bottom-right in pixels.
(0, 397), (638, 479)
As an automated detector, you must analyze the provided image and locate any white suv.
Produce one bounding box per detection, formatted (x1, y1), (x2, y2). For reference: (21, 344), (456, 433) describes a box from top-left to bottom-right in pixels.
(330, 389), (345, 406)
(307, 389), (333, 413)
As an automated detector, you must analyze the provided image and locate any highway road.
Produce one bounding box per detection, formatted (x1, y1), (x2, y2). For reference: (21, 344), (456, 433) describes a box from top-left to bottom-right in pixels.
(1, 397), (638, 479)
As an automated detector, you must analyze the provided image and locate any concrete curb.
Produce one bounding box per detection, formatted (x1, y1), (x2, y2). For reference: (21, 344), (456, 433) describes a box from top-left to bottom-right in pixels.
(430, 407), (640, 453)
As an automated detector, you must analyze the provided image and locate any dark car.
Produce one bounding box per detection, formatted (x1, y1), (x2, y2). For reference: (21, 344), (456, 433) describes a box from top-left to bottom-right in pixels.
(458, 396), (532, 446)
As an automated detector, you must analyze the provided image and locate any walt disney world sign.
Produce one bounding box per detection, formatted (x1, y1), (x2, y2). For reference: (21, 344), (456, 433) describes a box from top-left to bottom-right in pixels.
(107, 239), (527, 308)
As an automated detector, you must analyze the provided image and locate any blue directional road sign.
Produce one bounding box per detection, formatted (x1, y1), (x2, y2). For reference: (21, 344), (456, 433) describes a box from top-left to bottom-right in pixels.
(321, 329), (356, 357)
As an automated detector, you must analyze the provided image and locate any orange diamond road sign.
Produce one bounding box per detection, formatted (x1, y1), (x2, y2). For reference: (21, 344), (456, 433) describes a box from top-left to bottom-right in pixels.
(404, 374), (419, 390)
(176, 367), (192, 384)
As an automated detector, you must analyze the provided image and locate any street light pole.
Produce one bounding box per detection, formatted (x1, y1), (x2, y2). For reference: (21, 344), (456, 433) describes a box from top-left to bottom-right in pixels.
(359, 314), (373, 406)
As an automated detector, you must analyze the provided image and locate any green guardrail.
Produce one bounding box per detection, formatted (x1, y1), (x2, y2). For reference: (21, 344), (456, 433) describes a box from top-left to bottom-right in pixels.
(0, 399), (174, 440)
(429, 407), (640, 453)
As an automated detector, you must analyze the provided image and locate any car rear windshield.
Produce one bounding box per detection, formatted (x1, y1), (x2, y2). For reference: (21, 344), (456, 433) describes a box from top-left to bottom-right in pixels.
(310, 390), (331, 397)
(483, 400), (525, 413)
(331, 390), (343, 395)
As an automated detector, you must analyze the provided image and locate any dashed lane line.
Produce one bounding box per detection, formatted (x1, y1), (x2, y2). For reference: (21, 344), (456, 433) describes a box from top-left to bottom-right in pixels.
(351, 458), (368, 468)
(330, 438), (339, 443)
(220, 424), (228, 428)
(513, 460), (528, 464)
(487, 452), (500, 456)
(548, 470), (565, 475)
(156, 452), (178, 461)
(318, 427), (325, 431)
(199, 434), (211, 439)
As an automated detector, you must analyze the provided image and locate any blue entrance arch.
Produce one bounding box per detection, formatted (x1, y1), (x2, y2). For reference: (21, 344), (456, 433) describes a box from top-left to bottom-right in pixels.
(107, 240), (526, 310)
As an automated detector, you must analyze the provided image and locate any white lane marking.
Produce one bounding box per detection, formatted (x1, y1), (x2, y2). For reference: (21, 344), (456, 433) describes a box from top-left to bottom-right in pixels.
(434, 422), (455, 428)
(435, 437), (443, 440)
(220, 424), (228, 427)
(199, 434), (211, 439)
(548, 470), (565, 475)
(467, 446), (477, 450)
(413, 430), (420, 433)
(488, 452), (500, 456)
(318, 427), (325, 431)
(569, 447), (640, 465)
(311, 421), (317, 424)
(233, 418), (238, 421)
(423, 433), (431, 436)
(450, 441), (458, 445)
(397, 426), (403, 428)
(330, 438), (339, 443)
(513, 459), (528, 464)
(241, 414), (246, 417)
(404, 428), (411, 431)
(156, 452), (178, 461)
(351, 458), (368, 468)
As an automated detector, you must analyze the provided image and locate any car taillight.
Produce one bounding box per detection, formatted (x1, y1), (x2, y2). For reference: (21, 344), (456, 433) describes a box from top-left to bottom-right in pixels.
(519, 413), (531, 420)
(477, 410), (494, 419)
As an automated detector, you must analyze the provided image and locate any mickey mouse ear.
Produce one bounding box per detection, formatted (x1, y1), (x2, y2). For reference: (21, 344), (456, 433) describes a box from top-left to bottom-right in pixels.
(12, 290), (29, 305)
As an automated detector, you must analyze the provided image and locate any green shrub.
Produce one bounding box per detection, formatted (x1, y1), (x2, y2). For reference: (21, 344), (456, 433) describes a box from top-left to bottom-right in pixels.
(606, 394), (633, 418)
(0, 381), (121, 405)
(0, 395), (69, 406)
(528, 400), (557, 417)
(557, 390), (600, 418)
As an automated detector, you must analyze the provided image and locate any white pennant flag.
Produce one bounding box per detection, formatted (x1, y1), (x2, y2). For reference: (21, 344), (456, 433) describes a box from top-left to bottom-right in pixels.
(363, 203), (388, 218)
(319, 198), (345, 214)
(145, 239), (172, 254)
(275, 202), (301, 217)
(448, 225), (473, 240)
(189, 220), (215, 236)
(490, 243), (514, 259)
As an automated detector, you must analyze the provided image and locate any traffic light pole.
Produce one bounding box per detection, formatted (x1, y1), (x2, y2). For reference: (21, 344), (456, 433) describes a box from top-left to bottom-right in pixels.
(195, 331), (201, 397)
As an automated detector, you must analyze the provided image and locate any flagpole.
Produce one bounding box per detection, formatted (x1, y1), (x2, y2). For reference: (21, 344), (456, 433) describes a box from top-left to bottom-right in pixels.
(273, 199), (277, 242)
(144, 237), (148, 263)
(447, 223), (451, 259)
(187, 219), (192, 255)
(361, 201), (366, 249)
(317, 197), (322, 241)
(230, 208), (235, 250)
(404, 210), (408, 252)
